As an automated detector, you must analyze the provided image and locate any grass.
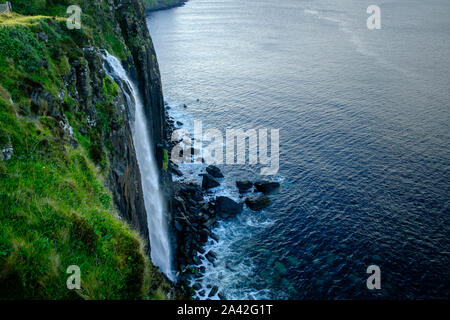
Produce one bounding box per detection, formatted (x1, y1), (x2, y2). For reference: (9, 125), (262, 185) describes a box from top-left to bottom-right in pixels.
(0, 1), (171, 300)
(0, 13), (66, 26)
(0, 91), (167, 299)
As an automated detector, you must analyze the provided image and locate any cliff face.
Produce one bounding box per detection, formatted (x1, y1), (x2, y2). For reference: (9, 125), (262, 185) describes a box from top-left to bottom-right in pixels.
(111, 0), (173, 247)
(143, 0), (188, 12)
(0, 0), (171, 299)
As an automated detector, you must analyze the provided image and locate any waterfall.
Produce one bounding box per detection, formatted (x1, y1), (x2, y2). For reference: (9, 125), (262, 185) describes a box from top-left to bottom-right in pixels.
(103, 52), (175, 281)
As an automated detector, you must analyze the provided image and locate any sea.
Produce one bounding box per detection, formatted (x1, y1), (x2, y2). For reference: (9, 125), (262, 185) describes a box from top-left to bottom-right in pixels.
(147, 0), (450, 299)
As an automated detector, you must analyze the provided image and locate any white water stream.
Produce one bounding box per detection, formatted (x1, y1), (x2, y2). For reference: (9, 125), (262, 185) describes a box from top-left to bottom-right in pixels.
(103, 52), (175, 281)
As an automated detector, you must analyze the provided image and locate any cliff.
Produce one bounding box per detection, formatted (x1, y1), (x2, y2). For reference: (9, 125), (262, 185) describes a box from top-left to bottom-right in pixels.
(143, 0), (188, 12)
(0, 0), (171, 299)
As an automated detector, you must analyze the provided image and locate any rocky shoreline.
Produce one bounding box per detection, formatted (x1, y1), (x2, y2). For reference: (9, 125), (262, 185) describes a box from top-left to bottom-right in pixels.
(163, 103), (280, 299)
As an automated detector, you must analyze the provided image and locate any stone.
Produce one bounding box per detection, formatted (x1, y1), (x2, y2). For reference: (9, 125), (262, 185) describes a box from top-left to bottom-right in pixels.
(202, 174), (220, 189)
(215, 196), (243, 218)
(174, 221), (183, 232)
(205, 250), (217, 263)
(193, 282), (202, 291)
(206, 165), (224, 178)
(245, 195), (271, 211)
(254, 181), (280, 194)
(236, 180), (253, 193)
(210, 233), (219, 242)
(1, 146), (13, 161)
(209, 286), (219, 297)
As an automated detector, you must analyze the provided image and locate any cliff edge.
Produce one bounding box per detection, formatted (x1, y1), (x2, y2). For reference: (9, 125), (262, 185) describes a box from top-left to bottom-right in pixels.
(0, 0), (171, 299)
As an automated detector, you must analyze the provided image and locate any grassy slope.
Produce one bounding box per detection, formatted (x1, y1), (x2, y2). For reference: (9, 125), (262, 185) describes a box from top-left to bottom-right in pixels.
(0, 1), (169, 300)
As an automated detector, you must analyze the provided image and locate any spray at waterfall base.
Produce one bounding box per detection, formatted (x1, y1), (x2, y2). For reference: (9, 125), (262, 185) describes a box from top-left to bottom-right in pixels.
(171, 120), (280, 175)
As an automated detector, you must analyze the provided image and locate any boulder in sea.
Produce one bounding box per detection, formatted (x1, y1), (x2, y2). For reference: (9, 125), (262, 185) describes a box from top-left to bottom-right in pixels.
(202, 174), (220, 189)
(174, 221), (183, 232)
(215, 196), (243, 218)
(206, 165), (224, 178)
(236, 180), (253, 193)
(209, 286), (219, 297)
(254, 181), (280, 194)
(245, 194), (271, 211)
(193, 282), (202, 291)
(205, 250), (217, 263)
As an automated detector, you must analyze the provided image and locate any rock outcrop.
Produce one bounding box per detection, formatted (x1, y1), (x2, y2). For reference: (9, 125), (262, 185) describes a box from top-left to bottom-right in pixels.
(144, 0), (188, 12)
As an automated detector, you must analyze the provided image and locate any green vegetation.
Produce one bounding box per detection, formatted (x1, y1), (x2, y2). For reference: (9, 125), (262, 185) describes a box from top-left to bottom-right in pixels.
(0, 1), (171, 300)
(143, 0), (186, 11)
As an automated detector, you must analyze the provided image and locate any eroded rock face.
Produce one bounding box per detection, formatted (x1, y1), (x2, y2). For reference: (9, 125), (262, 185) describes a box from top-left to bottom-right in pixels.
(106, 92), (149, 251)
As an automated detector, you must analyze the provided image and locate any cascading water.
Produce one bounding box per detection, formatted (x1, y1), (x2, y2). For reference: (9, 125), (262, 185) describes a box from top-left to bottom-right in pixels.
(103, 52), (175, 281)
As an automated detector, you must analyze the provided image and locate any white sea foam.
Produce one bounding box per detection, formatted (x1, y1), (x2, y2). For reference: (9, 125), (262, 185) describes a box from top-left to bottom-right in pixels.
(167, 101), (276, 299)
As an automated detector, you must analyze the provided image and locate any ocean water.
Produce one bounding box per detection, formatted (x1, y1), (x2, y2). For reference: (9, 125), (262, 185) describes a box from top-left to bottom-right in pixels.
(147, 0), (450, 299)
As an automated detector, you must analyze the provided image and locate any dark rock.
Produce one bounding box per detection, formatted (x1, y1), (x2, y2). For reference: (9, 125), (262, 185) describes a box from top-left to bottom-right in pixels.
(254, 181), (280, 194)
(204, 218), (216, 228)
(193, 255), (202, 266)
(206, 165), (224, 178)
(210, 233), (219, 242)
(215, 196), (243, 218)
(174, 221), (183, 232)
(205, 250), (217, 263)
(193, 282), (202, 291)
(176, 121), (183, 126)
(198, 290), (206, 297)
(218, 292), (226, 300)
(236, 180), (253, 193)
(1, 146), (13, 161)
(245, 195), (271, 211)
(197, 247), (206, 255)
(199, 228), (210, 242)
(202, 174), (220, 190)
(209, 286), (219, 297)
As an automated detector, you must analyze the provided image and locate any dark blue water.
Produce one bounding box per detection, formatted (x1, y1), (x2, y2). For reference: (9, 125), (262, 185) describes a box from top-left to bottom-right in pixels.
(148, 0), (450, 299)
